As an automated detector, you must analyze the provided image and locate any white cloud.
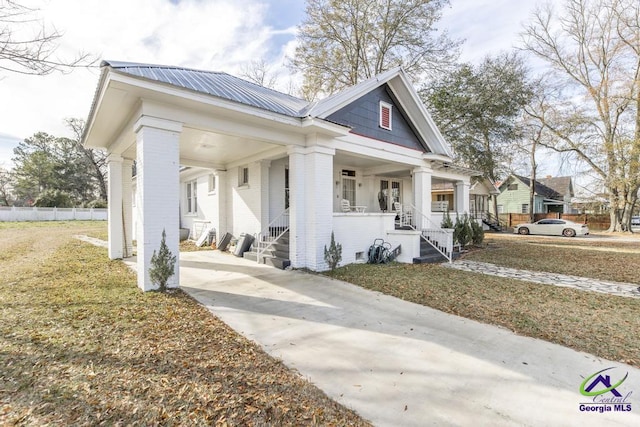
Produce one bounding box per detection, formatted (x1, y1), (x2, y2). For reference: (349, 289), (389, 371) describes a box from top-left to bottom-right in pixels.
(0, 0), (284, 146)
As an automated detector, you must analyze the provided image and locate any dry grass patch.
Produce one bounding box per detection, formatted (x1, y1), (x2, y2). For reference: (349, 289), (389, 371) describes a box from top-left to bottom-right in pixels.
(0, 223), (369, 426)
(328, 263), (640, 368)
(463, 234), (640, 284)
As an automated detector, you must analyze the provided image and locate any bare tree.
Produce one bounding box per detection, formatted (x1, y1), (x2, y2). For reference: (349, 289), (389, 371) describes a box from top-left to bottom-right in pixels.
(66, 118), (107, 201)
(239, 58), (279, 89)
(522, 0), (640, 232)
(0, 167), (13, 206)
(1, 0), (93, 75)
(291, 0), (460, 100)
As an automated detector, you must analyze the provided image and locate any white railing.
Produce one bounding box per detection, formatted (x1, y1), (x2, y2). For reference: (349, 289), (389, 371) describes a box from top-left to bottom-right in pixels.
(0, 206), (107, 222)
(256, 208), (290, 262)
(431, 200), (449, 212)
(405, 203), (454, 262)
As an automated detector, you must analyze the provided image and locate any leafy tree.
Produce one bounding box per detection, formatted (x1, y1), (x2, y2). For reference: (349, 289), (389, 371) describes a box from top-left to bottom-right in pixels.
(291, 0), (460, 99)
(149, 229), (177, 292)
(522, 0), (640, 232)
(34, 189), (73, 208)
(12, 131), (100, 206)
(422, 53), (534, 183)
(1, 0), (93, 75)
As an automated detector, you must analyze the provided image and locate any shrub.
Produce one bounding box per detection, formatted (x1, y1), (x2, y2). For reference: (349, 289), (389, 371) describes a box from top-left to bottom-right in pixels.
(470, 217), (485, 246)
(149, 229), (177, 291)
(441, 210), (454, 228)
(323, 231), (342, 271)
(454, 213), (473, 248)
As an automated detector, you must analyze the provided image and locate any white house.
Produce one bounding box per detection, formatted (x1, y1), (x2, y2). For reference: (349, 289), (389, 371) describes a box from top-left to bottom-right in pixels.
(83, 60), (478, 291)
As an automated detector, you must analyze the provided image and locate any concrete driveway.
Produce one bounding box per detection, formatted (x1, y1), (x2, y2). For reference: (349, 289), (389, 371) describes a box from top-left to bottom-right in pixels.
(180, 250), (640, 427)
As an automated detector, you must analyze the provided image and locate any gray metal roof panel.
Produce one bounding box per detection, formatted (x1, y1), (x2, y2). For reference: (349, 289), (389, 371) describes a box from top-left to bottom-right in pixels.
(102, 60), (310, 117)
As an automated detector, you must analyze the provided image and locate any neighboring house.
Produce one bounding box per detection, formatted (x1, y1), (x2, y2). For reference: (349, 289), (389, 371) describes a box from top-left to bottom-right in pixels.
(496, 174), (574, 214)
(83, 60), (478, 291)
(431, 177), (499, 225)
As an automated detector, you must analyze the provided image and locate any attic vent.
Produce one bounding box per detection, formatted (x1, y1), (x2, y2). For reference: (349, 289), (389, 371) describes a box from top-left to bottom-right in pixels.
(379, 101), (392, 130)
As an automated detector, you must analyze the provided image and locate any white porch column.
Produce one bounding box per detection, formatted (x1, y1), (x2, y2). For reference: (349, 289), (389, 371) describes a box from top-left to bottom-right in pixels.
(107, 154), (124, 259)
(456, 181), (470, 214)
(135, 117), (182, 291)
(413, 166), (432, 229)
(122, 158), (134, 257)
(259, 160), (271, 231)
(304, 146), (335, 270)
(288, 147), (306, 268)
(213, 170), (227, 244)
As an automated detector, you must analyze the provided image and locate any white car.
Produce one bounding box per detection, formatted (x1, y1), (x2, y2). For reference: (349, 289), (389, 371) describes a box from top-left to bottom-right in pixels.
(632, 216), (640, 226)
(513, 219), (589, 237)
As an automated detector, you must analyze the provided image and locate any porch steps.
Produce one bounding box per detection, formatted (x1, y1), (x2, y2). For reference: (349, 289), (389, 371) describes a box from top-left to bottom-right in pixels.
(482, 219), (502, 232)
(244, 230), (290, 269)
(412, 239), (458, 264)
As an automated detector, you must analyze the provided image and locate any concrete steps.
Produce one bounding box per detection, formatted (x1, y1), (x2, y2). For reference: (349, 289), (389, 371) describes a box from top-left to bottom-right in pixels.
(244, 230), (290, 269)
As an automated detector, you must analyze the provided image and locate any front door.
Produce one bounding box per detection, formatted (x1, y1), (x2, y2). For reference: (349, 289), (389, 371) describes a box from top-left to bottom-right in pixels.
(380, 179), (401, 211)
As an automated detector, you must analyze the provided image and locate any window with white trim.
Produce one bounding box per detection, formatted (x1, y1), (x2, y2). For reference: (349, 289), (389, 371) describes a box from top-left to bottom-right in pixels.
(239, 166), (249, 186)
(379, 101), (392, 130)
(521, 203), (530, 214)
(187, 180), (198, 214)
(208, 174), (216, 193)
(497, 204), (504, 214)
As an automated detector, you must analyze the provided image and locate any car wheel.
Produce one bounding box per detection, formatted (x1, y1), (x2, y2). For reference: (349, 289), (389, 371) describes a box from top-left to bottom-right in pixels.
(563, 228), (576, 237)
(518, 227), (529, 235)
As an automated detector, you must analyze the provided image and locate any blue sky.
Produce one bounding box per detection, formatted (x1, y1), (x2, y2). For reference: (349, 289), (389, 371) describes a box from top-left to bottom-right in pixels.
(0, 0), (546, 170)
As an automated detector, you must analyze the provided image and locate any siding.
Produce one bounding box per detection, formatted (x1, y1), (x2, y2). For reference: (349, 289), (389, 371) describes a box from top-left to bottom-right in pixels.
(327, 84), (427, 152)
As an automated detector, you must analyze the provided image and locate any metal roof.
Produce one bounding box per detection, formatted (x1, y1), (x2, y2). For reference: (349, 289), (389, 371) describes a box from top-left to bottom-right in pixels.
(102, 60), (311, 118)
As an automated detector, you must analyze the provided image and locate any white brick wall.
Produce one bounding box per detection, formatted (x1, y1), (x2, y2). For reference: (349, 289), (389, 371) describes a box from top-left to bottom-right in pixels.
(136, 121), (181, 291)
(333, 213), (396, 265)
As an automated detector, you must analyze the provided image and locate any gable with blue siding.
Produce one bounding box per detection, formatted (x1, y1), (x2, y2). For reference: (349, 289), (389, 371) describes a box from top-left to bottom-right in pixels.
(326, 84), (429, 152)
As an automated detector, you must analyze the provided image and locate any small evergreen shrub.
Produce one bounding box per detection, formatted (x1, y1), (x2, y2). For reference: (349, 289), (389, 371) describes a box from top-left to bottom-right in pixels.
(149, 229), (177, 291)
(441, 210), (454, 228)
(324, 231), (342, 271)
(470, 217), (485, 246)
(454, 213), (473, 248)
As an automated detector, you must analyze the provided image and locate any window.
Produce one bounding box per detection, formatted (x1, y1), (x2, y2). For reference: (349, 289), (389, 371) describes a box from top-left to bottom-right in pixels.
(239, 166), (249, 186)
(508, 183), (518, 191)
(342, 170), (356, 206)
(379, 101), (392, 130)
(208, 174), (216, 193)
(521, 203), (529, 214)
(187, 180), (198, 214)
(497, 204), (504, 214)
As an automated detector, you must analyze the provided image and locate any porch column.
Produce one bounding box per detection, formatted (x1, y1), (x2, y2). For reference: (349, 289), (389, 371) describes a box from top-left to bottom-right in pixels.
(288, 147), (306, 268)
(135, 117), (182, 291)
(456, 181), (470, 214)
(413, 166), (432, 229)
(213, 170), (227, 244)
(304, 146), (335, 270)
(107, 154), (123, 259)
(122, 158), (134, 258)
(259, 160), (271, 231)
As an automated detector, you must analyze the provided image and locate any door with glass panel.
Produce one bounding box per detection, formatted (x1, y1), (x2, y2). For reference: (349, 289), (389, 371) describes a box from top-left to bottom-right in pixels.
(379, 179), (401, 211)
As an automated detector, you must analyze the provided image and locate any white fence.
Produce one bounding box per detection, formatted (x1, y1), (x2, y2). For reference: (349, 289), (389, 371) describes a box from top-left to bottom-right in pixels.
(0, 206), (107, 222)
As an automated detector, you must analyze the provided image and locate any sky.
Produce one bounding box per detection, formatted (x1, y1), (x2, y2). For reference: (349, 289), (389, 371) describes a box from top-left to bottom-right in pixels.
(0, 0), (547, 170)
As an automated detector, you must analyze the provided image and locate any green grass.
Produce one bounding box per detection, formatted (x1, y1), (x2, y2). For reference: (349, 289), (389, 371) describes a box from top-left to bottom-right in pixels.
(0, 223), (369, 426)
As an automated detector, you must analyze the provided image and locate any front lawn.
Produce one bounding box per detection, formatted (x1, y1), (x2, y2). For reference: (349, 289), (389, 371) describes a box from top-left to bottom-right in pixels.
(463, 233), (640, 284)
(0, 222), (369, 426)
(328, 234), (640, 368)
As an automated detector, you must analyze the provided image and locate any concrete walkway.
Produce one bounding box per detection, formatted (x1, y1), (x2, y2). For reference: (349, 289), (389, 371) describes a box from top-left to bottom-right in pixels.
(180, 251), (640, 427)
(443, 260), (640, 299)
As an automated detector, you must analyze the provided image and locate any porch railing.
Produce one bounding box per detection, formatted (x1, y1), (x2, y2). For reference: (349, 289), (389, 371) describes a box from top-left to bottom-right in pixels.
(256, 208), (290, 262)
(431, 200), (449, 212)
(404, 203), (454, 262)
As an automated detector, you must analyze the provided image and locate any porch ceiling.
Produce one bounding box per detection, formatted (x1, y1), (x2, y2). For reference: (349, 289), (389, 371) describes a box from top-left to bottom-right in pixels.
(337, 151), (412, 177)
(121, 126), (283, 168)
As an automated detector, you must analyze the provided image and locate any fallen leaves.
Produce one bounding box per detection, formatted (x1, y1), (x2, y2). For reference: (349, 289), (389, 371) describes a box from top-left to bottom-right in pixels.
(0, 222), (370, 426)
